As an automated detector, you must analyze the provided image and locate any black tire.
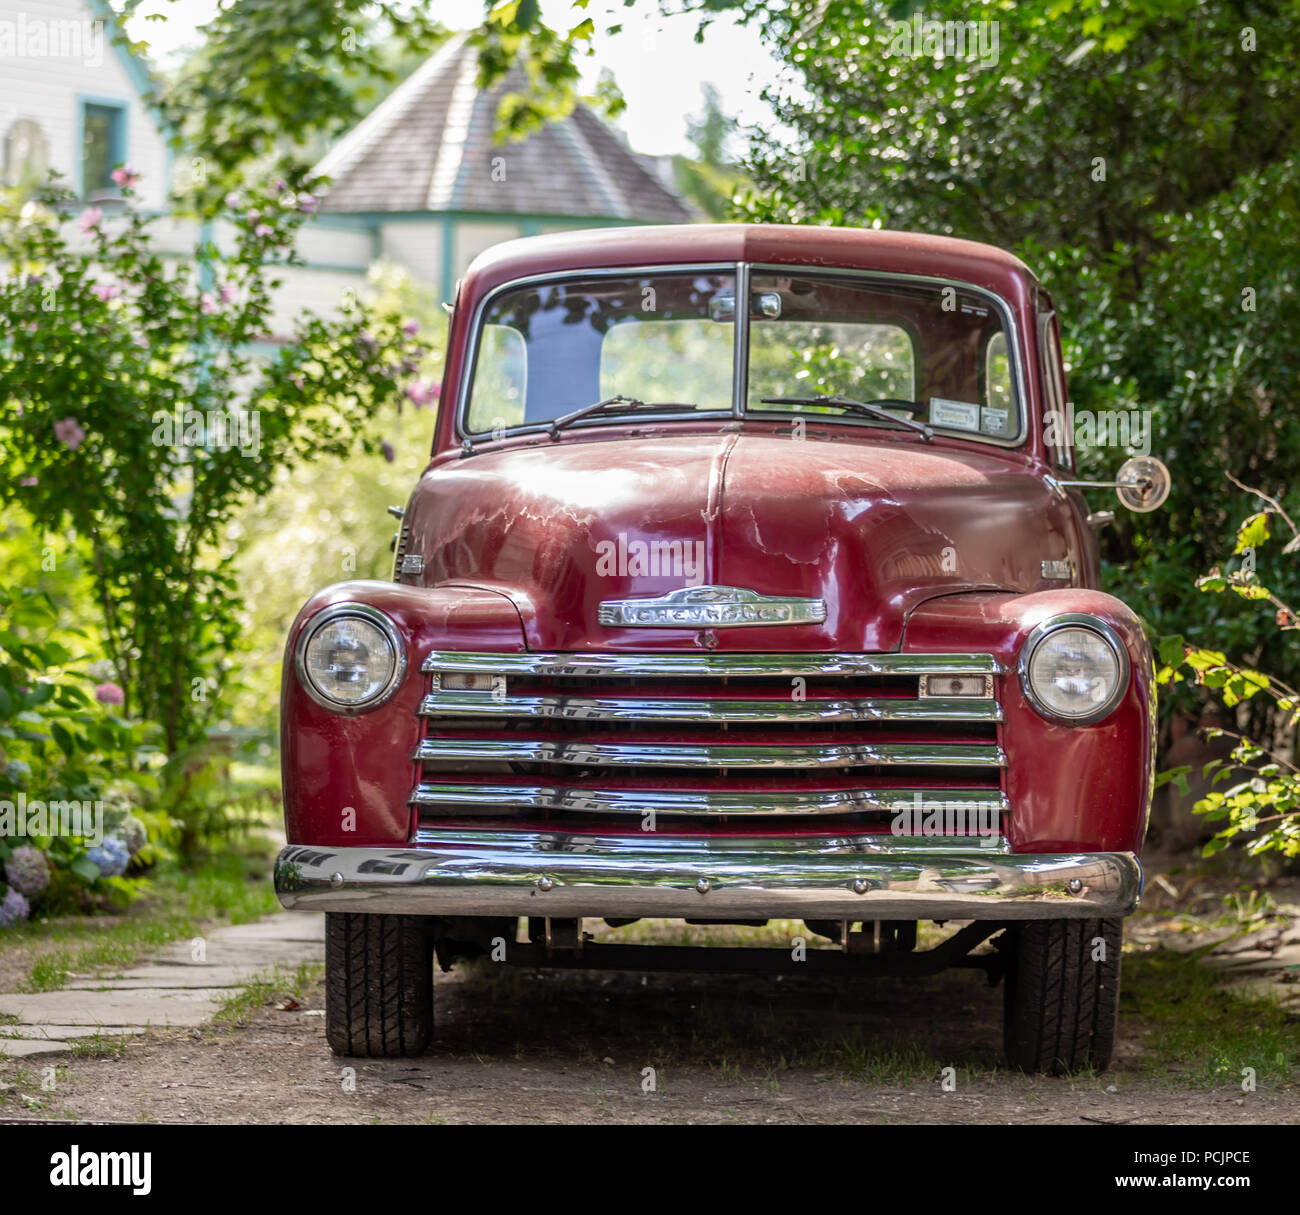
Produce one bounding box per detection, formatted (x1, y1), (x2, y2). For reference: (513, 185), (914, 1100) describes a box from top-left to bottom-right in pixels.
(1003, 917), (1121, 1075)
(325, 913), (434, 1057)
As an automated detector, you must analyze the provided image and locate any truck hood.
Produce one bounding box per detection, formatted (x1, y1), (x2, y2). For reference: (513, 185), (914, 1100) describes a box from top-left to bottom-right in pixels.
(406, 431), (1075, 652)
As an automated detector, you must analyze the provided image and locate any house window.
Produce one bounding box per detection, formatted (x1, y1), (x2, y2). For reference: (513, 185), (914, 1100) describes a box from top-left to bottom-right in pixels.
(81, 101), (126, 199)
(3, 118), (50, 188)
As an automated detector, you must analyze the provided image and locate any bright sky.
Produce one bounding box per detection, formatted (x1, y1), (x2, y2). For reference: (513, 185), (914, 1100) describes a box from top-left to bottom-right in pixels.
(126, 0), (786, 157)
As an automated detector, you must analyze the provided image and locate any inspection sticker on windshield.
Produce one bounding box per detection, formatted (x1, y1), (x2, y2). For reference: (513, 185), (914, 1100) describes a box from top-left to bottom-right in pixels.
(929, 398), (980, 431)
(981, 406), (1010, 436)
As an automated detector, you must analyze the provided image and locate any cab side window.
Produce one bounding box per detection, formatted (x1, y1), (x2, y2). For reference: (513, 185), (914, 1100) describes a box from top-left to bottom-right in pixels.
(1039, 310), (1074, 471)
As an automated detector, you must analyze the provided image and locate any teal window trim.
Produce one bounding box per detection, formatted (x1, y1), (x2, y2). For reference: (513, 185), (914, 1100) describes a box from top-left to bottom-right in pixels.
(77, 94), (129, 200)
(440, 217), (456, 306)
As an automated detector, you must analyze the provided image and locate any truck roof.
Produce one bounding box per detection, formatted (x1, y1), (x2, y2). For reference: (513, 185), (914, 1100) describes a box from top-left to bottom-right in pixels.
(460, 223), (1038, 303)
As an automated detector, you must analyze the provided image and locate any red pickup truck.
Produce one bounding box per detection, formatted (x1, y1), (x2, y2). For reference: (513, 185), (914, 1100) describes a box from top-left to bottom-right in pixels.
(274, 225), (1167, 1073)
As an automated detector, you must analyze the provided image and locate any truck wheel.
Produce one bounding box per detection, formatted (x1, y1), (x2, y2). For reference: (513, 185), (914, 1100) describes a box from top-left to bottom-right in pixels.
(325, 912), (434, 1057)
(1003, 917), (1121, 1075)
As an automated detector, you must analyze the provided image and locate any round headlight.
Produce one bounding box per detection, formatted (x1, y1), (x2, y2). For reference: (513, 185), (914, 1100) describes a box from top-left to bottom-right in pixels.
(1019, 617), (1128, 725)
(296, 606), (405, 711)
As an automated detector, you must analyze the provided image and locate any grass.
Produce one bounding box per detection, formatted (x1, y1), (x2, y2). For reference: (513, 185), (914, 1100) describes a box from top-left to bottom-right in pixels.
(1122, 946), (1299, 1089)
(65, 1031), (139, 1059)
(4, 838), (280, 993)
(213, 960), (323, 1026)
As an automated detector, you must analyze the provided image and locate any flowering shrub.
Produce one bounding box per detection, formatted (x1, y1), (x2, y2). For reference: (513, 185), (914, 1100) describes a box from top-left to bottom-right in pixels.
(0, 585), (160, 924)
(0, 172), (429, 753)
(1158, 479), (1300, 859)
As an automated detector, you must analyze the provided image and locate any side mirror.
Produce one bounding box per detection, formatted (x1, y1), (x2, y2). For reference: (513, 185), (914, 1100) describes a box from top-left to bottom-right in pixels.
(1060, 455), (1171, 513)
(1114, 456), (1171, 513)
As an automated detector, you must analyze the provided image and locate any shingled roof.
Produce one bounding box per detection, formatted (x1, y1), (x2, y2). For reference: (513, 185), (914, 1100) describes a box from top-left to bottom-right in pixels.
(313, 34), (694, 223)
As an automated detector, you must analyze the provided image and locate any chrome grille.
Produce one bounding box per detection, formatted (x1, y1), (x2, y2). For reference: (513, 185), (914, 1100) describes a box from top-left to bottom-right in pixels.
(413, 651), (1006, 832)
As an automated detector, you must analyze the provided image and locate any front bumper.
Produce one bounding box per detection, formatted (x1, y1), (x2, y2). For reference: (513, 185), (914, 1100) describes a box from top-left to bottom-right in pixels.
(274, 830), (1142, 921)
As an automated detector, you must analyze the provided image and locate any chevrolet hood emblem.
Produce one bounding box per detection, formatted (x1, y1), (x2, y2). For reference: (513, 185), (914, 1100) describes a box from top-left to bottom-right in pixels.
(597, 585), (827, 629)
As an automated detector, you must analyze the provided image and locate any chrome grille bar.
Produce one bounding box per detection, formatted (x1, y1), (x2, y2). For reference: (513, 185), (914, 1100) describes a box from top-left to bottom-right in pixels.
(421, 651), (1003, 678)
(419, 692), (1002, 723)
(414, 737), (1006, 769)
(410, 782), (1008, 818)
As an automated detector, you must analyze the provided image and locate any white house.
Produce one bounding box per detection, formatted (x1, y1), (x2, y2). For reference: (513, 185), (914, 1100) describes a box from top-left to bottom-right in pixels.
(291, 33), (695, 313)
(0, 0), (170, 211)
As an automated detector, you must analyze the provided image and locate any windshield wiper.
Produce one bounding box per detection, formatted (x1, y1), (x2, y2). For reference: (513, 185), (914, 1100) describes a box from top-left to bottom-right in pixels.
(548, 394), (700, 438)
(760, 395), (933, 441)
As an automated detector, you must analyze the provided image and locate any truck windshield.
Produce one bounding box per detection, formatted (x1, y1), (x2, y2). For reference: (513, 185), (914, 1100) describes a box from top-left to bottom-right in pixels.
(463, 268), (1019, 443)
(465, 271), (735, 435)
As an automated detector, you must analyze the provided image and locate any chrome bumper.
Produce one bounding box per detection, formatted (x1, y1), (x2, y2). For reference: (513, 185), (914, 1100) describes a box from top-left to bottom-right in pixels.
(274, 831), (1142, 921)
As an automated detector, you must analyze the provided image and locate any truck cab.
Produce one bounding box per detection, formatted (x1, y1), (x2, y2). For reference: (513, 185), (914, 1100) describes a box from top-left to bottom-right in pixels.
(275, 225), (1164, 1073)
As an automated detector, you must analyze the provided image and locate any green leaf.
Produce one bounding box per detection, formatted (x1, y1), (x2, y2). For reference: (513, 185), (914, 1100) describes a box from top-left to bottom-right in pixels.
(1235, 512), (1270, 553)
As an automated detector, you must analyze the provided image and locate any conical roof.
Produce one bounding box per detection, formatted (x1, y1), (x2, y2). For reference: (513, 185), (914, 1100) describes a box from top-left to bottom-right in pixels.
(313, 33), (694, 222)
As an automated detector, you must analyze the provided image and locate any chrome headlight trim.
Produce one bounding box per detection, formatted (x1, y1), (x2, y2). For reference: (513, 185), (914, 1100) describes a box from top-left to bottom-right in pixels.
(294, 603), (407, 714)
(1017, 613), (1130, 726)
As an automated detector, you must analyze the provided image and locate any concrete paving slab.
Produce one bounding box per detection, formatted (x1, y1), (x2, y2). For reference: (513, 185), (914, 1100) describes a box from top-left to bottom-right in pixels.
(0, 989), (226, 1027)
(0, 1038), (75, 1058)
(63, 966), (277, 989)
(0, 1024), (144, 1040)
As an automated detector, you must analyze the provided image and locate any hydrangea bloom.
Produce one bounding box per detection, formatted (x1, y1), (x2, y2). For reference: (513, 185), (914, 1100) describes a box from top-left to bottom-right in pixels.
(120, 816), (148, 857)
(405, 380), (439, 409)
(87, 836), (130, 878)
(94, 682), (125, 705)
(77, 206), (103, 234)
(4, 844), (51, 896)
(54, 417), (86, 450)
(110, 165), (140, 189)
(4, 759), (31, 784)
(0, 887), (30, 928)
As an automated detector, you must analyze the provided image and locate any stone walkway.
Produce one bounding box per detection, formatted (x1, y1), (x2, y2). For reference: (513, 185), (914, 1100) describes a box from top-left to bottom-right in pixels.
(0, 913), (324, 1058)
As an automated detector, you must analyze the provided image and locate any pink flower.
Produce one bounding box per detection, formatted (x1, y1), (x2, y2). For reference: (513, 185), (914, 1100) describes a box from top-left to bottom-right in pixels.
(78, 207), (103, 234)
(224, 192), (241, 208)
(403, 320), (420, 337)
(19, 475), (38, 487)
(94, 682), (125, 706)
(246, 209), (260, 222)
(380, 440), (395, 463)
(91, 282), (120, 302)
(292, 374), (305, 390)
(201, 292), (218, 314)
(405, 380), (440, 409)
(110, 165), (139, 189)
(220, 284), (237, 303)
(255, 224), (274, 238)
(54, 417), (86, 450)
(297, 194), (319, 214)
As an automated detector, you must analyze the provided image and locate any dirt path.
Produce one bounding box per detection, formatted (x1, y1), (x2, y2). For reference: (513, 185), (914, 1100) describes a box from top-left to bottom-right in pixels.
(1, 909), (1297, 1124)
